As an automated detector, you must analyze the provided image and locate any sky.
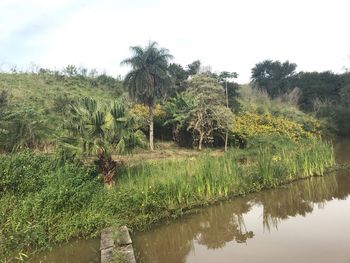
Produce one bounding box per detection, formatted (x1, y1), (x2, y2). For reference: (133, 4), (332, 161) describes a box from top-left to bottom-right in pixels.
(0, 0), (349, 83)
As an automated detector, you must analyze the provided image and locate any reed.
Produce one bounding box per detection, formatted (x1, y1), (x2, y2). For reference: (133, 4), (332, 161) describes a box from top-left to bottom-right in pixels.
(115, 139), (335, 227)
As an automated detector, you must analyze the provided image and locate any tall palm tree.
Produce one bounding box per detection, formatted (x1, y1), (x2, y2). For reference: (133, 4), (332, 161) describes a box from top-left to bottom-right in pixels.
(121, 41), (173, 150)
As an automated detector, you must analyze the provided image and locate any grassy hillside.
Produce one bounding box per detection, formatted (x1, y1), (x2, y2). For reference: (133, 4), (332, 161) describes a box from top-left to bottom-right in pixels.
(0, 72), (124, 147)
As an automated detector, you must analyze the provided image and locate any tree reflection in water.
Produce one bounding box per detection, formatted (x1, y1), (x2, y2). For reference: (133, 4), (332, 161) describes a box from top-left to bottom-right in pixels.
(134, 172), (350, 263)
(196, 198), (254, 249)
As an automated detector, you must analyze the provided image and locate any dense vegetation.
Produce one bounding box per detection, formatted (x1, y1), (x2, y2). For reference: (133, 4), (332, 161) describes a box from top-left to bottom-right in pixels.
(0, 42), (344, 261)
(251, 60), (350, 135)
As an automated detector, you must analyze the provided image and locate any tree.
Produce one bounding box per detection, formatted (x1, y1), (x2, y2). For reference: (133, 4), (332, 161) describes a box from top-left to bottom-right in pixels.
(60, 97), (145, 187)
(63, 65), (78, 77)
(217, 71), (238, 151)
(295, 71), (342, 111)
(122, 41), (173, 151)
(186, 60), (201, 76)
(185, 75), (234, 150)
(251, 60), (297, 98)
(168, 63), (189, 94)
(164, 92), (196, 146)
(340, 84), (350, 105)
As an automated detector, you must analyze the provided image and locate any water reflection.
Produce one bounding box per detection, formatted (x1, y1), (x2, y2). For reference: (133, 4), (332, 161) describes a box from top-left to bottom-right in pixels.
(29, 239), (99, 263)
(334, 137), (350, 164)
(134, 171), (350, 263)
(258, 174), (339, 231)
(196, 199), (254, 249)
(134, 197), (256, 262)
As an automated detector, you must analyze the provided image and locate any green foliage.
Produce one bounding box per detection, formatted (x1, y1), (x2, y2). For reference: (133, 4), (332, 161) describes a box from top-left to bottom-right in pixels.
(60, 97), (146, 184)
(186, 75), (235, 149)
(51, 94), (75, 115)
(96, 74), (123, 92)
(233, 84), (324, 147)
(306, 72), (350, 135)
(216, 71), (240, 111)
(0, 153), (111, 260)
(0, 90), (8, 108)
(340, 84), (350, 105)
(168, 63), (188, 94)
(63, 65), (78, 77)
(122, 41), (173, 106)
(0, 151), (52, 196)
(164, 93), (194, 146)
(0, 71), (124, 152)
(116, 138), (334, 225)
(165, 75), (235, 149)
(295, 71), (342, 111)
(331, 105), (350, 135)
(122, 41), (174, 150)
(0, 108), (49, 152)
(217, 71), (238, 81)
(251, 60), (297, 98)
(186, 60), (201, 76)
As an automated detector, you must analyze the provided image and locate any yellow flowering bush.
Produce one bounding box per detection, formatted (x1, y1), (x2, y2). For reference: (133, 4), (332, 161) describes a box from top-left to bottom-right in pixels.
(129, 103), (166, 120)
(234, 112), (321, 141)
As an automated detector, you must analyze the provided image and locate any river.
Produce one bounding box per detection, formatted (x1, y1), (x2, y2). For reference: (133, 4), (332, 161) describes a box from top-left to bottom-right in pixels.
(31, 138), (350, 262)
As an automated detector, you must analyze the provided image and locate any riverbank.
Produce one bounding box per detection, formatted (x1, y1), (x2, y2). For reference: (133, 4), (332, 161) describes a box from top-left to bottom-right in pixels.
(0, 138), (335, 262)
(133, 169), (350, 263)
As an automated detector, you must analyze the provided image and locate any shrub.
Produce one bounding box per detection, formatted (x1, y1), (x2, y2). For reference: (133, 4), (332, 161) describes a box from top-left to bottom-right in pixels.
(0, 151), (53, 196)
(0, 153), (107, 258)
(233, 112), (320, 143)
(0, 90), (8, 108)
(51, 94), (74, 115)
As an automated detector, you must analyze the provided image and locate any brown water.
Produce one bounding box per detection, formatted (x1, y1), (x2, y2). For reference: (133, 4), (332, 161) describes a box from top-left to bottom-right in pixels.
(32, 138), (350, 263)
(133, 138), (350, 263)
(29, 239), (99, 263)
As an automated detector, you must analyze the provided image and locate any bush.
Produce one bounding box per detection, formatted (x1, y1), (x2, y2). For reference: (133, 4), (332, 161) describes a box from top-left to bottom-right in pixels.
(0, 108), (49, 152)
(0, 153), (108, 259)
(0, 152), (53, 196)
(51, 94), (74, 115)
(233, 112), (320, 144)
(333, 105), (350, 135)
(0, 90), (8, 108)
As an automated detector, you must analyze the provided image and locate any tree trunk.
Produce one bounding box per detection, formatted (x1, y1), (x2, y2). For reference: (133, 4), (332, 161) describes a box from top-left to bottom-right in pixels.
(224, 80), (229, 152)
(103, 171), (115, 189)
(224, 132), (228, 152)
(198, 133), (204, 150)
(149, 105), (154, 151)
(95, 152), (116, 189)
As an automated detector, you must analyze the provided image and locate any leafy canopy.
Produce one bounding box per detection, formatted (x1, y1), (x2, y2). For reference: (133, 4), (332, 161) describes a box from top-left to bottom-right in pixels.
(251, 60), (297, 98)
(122, 41), (173, 106)
(166, 75), (234, 149)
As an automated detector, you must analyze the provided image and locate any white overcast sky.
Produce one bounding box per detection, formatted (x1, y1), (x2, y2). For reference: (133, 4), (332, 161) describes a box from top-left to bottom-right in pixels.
(0, 0), (349, 83)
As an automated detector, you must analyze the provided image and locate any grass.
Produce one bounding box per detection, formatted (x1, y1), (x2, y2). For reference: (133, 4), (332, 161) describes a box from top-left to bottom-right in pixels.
(0, 72), (123, 140)
(0, 138), (335, 262)
(114, 139), (334, 227)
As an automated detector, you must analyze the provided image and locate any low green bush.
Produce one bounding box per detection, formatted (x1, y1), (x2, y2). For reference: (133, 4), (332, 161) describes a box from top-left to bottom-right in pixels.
(0, 152), (52, 196)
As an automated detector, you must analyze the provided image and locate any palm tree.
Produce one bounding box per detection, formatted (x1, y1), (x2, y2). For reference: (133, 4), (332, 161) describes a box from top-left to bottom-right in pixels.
(60, 97), (146, 187)
(121, 41), (173, 151)
(0, 108), (49, 152)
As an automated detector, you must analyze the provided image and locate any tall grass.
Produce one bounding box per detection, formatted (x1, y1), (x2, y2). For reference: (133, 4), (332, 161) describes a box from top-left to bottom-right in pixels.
(114, 139), (335, 227)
